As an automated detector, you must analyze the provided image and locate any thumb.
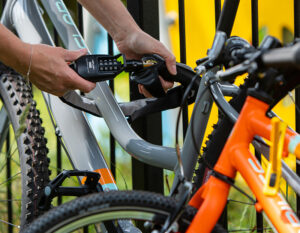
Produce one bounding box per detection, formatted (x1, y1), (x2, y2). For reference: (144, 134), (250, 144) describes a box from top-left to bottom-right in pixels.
(63, 48), (88, 62)
(156, 45), (177, 75)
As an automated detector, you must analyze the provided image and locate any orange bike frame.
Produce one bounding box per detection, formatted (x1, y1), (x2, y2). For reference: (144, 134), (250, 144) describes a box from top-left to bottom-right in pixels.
(187, 96), (300, 233)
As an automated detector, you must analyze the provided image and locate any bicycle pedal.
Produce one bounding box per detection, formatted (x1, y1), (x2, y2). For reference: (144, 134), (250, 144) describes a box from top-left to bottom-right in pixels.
(263, 118), (287, 196)
(38, 170), (102, 210)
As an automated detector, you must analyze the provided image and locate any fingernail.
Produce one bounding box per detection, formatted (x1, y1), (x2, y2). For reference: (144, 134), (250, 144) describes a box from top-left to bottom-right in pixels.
(171, 65), (177, 75)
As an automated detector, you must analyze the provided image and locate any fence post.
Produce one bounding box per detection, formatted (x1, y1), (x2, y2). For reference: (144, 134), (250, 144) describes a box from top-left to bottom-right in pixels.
(178, 0), (189, 138)
(107, 34), (116, 177)
(250, 1), (264, 231)
(214, 0), (221, 29)
(294, 0), (300, 218)
(127, 0), (164, 193)
(6, 133), (12, 233)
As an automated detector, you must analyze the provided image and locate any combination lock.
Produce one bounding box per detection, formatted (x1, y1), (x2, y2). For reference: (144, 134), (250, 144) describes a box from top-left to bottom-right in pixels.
(69, 54), (125, 82)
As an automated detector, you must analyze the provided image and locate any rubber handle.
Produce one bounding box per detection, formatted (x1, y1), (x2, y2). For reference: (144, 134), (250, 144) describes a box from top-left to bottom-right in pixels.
(131, 54), (199, 98)
(158, 63), (199, 88)
(262, 43), (300, 70)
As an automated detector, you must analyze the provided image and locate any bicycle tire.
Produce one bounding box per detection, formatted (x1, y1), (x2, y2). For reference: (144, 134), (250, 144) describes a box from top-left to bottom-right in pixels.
(23, 190), (226, 233)
(193, 78), (254, 189)
(0, 63), (50, 230)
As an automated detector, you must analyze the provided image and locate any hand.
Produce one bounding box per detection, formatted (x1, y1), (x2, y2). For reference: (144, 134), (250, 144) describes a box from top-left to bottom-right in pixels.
(138, 76), (174, 98)
(26, 44), (95, 96)
(115, 30), (175, 97)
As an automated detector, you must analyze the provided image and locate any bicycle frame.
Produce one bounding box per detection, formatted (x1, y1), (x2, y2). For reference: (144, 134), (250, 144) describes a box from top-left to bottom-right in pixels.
(187, 96), (300, 233)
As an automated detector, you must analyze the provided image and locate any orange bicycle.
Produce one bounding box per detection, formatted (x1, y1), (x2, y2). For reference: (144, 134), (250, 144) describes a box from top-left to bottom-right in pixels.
(23, 39), (300, 232)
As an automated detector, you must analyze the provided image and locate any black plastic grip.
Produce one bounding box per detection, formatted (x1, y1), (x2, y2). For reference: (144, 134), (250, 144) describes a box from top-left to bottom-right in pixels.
(158, 63), (199, 88)
(262, 43), (300, 70)
(130, 54), (199, 98)
(216, 0), (240, 37)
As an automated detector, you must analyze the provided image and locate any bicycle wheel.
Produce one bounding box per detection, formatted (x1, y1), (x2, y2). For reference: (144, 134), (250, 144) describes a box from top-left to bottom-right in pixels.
(23, 190), (226, 233)
(0, 63), (50, 231)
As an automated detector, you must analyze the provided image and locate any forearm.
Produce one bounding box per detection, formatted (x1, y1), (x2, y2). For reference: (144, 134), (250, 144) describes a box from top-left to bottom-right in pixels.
(77, 0), (140, 41)
(78, 0), (176, 78)
(0, 24), (30, 74)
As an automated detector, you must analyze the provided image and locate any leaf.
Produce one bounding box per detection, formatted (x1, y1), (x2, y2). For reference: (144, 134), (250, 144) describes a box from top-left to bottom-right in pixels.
(19, 103), (31, 126)
(16, 103), (31, 138)
(15, 124), (27, 139)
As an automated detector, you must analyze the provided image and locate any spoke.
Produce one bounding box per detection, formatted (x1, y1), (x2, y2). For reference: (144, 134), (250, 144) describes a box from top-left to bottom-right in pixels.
(0, 146), (19, 174)
(0, 219), (20, 229)
(0, 172), (21, 187)
(10, 157), (20, 167)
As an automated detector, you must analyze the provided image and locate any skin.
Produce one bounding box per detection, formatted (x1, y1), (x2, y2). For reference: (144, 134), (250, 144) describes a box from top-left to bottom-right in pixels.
(0, 0), (175, 97)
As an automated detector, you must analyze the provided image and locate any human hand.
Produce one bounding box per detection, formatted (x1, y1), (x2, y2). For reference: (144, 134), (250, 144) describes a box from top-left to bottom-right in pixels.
(25, 44), (95, 96)
(115, 30), (175, 97)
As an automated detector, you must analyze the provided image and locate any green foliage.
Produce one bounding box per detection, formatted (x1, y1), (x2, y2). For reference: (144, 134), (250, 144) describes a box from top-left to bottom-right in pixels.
(16, 103), (31, 139)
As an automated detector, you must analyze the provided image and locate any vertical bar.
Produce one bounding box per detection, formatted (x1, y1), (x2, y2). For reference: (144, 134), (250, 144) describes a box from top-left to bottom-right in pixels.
(77, 3), (83, 35)
(216, 0), (240, 36)
(2, 0), (6, 11)
(214, 1), (228, 229)
(53, 27), (62, 206)
(178, 0), (188, 137)
(251, 0), (259, 47)
(295, 0), (300, 38)
(295, 0), (300, 218)
(251, 1), (264, 231)
(6, 132), (12, 233)
(56, 137), (62, 205)
(178, 0), (186, 64)
(108, 34), (116, 178)
(251, 1), (263, 231)
(214, 0), (221, 29)
(77, 5), (89, 233)
(127, 0), (164, 194)
(255, 151), (263, 232)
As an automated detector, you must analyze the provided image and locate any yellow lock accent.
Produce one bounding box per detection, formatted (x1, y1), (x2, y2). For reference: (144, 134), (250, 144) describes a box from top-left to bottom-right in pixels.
(263, 117), (287, 196)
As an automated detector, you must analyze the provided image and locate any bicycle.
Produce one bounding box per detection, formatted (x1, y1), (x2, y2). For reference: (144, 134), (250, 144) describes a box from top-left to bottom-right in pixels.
(0, 0), (258, 231)
(22, 37), (300, 233)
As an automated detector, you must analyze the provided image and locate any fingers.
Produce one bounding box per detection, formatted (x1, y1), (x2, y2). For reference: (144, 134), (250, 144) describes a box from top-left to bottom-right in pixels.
(159, 76), (174, 90)
(138, 84), (152, 98)
(63, 48), (88, 62)
(164, 54), (177, 76)
(138, 77), (174, 98)
(62, 48), (95, 93)
(155, 44), (177, 75)
(65, 67), (96, 93)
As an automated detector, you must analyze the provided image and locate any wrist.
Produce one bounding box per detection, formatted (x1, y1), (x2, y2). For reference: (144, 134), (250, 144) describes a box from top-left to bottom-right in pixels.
(15, 42), (32, 75)
(0, 40), (31, 75)
(113, 24), (140, 45)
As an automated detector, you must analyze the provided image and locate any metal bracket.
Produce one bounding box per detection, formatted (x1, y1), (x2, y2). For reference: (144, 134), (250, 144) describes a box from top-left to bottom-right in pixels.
(263, 117), (287, 196)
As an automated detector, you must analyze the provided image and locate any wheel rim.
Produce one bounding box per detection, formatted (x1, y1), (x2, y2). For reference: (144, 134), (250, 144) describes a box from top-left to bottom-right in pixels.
(45, 207), (171, 233)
